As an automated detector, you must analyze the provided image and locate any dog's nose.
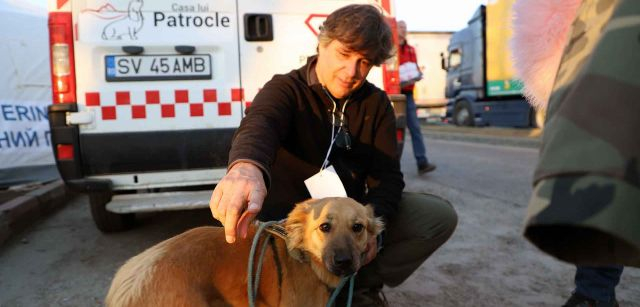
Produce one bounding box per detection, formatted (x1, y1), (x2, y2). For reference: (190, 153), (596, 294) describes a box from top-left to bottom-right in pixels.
(333, 254), (353, 270)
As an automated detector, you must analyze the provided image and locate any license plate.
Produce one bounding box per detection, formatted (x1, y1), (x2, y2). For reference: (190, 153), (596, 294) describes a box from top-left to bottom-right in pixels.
(105, 54), (212, 81)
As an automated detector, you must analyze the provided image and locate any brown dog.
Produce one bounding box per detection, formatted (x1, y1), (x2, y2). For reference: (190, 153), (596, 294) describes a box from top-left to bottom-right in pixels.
(106, 197), (383, 306)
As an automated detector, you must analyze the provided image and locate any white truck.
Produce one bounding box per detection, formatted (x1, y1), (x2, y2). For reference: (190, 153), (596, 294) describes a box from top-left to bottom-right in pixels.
(47, 0), (405, 232)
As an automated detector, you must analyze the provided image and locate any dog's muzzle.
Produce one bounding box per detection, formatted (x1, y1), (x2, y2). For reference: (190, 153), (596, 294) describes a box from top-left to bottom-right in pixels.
(326, 248), (357, 276)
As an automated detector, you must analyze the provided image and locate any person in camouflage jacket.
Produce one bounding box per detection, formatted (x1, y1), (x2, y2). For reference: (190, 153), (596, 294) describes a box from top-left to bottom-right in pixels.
(512, 0), (638, 305)
(514, 0), (639, 268)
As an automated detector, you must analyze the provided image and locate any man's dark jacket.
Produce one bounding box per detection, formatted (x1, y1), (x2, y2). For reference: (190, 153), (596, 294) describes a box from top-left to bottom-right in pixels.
(228, 56), (404, 221)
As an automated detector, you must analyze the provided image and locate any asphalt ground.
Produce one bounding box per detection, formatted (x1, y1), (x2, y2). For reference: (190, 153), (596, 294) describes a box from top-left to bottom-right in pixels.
(421, 123), (541, 149)
(0, 180), (75, 246)
(0, 123), (540, 247)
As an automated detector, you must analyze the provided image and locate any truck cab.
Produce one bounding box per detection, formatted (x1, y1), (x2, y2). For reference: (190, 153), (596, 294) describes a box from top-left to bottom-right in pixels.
(441, 3), (542, 128)
(442, 9), (483, 126)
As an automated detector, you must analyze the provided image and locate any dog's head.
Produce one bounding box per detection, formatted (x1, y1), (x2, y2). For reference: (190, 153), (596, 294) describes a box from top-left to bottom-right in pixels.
(285, 198), (384, 282)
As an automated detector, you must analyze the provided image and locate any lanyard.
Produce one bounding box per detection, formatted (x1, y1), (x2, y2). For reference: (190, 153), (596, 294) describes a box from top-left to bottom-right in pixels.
(320, 86), (349, 171)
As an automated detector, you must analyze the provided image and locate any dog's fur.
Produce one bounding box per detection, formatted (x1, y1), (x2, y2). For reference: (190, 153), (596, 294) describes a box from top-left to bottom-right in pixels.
(106, 197), (384, 307)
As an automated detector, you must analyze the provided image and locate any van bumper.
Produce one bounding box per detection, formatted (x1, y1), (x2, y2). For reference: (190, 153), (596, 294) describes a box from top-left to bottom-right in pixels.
(48, 103), (235, 193)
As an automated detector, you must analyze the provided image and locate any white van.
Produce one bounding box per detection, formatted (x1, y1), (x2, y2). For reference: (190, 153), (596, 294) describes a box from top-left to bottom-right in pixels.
(47, 0), (406, 232)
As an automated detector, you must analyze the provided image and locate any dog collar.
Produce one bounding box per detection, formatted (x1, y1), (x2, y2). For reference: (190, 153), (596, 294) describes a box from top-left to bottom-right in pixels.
(263, 221), (287, 241)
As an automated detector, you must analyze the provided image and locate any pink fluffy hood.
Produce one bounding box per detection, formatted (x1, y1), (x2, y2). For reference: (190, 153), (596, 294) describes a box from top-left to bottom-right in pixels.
(510, 0), (582, 110)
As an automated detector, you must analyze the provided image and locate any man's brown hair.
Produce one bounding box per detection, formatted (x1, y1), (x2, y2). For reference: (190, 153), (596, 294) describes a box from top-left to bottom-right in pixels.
(318, 4), (393, 66)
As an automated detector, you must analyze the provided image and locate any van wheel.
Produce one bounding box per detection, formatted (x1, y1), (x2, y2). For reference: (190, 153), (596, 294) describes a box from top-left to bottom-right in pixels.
(89, 192), (134, 232)
(453, 100), (474, 126)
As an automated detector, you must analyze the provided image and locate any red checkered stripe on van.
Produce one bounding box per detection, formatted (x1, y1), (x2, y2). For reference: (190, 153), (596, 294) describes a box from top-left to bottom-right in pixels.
(84, 89), (250, 120)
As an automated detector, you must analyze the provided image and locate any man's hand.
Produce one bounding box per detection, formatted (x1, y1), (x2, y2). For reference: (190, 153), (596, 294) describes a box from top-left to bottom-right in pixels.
(209, 162), (267, 243)
(363, 235), (378, 266)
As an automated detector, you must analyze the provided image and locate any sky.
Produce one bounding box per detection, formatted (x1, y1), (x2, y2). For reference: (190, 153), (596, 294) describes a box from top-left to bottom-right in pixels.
(395, 0), (488, 32)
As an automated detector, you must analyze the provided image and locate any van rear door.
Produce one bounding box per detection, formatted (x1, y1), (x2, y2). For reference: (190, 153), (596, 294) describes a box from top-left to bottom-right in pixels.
(237, 0), (390, 103)
(72, 0), (241, 188)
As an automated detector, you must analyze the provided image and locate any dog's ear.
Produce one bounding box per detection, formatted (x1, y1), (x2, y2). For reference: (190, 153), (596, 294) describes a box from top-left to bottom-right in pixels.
(364, 204), (384, 237)
(285, 200), (312, 261)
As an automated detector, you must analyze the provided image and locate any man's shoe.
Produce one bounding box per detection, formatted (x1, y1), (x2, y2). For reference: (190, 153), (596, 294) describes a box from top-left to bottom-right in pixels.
(350, 287), (389, 307)
(418, 163), (436, 175)
(562, 292), (619, 307)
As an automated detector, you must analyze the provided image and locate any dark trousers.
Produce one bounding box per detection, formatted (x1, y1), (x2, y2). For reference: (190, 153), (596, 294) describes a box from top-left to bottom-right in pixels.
(575, 265), (624, 302)
(356, 192), (458, 288)
(402, 91), (429, 166)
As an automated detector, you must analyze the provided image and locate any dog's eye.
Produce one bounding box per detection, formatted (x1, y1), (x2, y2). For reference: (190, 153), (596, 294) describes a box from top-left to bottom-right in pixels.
(352, 223), (364, 233)
(319, 223), (331, 233)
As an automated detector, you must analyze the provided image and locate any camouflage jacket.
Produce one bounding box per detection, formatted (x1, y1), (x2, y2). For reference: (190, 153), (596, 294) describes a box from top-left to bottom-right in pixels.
(524, 0), (640, 267)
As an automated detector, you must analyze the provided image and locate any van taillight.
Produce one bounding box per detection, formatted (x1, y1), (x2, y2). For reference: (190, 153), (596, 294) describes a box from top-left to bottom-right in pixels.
(57, 144), (74, 160)
(48, 12), (76, 104)
(396, 128), (404, 143)
(383, 17), (400, 94)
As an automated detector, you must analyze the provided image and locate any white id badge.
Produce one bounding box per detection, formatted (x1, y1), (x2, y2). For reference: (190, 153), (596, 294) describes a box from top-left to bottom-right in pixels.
(304, 165), (347, 199)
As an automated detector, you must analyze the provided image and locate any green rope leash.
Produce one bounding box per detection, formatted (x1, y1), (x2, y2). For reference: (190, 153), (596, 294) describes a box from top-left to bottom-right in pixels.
(325, 273), (356, 307)
(248, 220), (277, 307)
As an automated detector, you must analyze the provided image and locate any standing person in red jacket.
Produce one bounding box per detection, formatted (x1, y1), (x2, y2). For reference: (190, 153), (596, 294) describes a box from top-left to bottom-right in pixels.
(397, 20), (436, 175)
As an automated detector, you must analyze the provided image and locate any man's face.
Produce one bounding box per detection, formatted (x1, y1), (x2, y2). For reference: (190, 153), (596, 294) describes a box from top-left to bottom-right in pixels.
(316, 40), (374, 99)
(397, 21), (407, 43)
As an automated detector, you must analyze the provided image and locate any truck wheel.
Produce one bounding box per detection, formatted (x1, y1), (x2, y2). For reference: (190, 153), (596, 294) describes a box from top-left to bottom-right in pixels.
(453, 101), (474, 126)
(530, 108), (546, 128)
(89, 192), (134, 232)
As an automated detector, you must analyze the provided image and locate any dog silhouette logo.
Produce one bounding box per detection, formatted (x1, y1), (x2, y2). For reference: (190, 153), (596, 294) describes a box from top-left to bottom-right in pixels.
(99, 0), (144, 40)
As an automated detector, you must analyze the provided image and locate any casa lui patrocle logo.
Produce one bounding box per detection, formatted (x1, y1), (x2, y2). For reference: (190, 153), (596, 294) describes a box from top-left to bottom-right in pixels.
(83, 0), (231, 41)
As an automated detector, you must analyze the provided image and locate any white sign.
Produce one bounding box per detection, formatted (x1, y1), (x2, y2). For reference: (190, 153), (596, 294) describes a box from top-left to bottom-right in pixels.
(0, 3), (55, 170)
(304, 165), (347, 199)
(0, 101), (54, 169)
